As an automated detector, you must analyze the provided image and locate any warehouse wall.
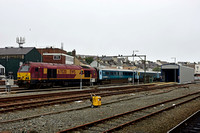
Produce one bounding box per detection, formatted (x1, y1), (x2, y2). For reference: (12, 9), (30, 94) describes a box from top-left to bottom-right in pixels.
(180, 66), (194, 84)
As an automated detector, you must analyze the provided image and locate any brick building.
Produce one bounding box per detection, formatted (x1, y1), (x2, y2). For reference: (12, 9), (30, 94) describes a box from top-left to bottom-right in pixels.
(37, 47), (74, 64)
(38, 47), (67, 64)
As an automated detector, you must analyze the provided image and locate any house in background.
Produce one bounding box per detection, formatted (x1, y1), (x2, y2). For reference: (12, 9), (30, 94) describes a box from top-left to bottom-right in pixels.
(194, 64), (200, 80)
(0, 47), (41, 79)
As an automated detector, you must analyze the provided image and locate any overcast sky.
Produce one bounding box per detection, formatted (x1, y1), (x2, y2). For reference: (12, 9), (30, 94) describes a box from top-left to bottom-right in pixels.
(0, 0), (200, 62)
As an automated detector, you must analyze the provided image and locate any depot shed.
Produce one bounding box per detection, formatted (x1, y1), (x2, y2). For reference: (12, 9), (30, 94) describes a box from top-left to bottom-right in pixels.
(161, 64), (194, 84)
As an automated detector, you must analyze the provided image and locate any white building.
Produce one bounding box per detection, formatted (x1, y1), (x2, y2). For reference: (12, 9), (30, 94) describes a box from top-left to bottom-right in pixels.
(195, 64), (200, 75)
(0, 64), (5, 79)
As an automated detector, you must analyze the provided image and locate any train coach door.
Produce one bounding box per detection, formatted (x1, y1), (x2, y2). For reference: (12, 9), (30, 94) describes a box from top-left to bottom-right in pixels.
(34, 67), (39, 78)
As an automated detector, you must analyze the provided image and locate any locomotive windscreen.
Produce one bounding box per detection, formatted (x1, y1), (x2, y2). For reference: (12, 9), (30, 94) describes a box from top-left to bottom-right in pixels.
(19, 65), (30, 72)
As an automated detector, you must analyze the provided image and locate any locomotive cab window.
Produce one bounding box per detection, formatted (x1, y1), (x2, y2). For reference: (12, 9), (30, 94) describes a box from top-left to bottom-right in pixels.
(19, 65), (30, 72)
(84, 70), (90, 77)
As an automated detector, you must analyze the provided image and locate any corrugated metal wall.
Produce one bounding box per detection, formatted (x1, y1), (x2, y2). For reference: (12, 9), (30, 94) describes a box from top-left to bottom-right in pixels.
(180, 66), (194, 84)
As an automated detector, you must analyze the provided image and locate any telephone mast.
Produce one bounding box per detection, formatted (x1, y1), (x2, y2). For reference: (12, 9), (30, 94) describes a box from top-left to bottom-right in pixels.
(16, 37), (25, 47)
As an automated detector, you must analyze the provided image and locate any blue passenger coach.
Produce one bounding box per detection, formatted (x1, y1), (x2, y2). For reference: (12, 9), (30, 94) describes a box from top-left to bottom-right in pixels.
(135, 71), (161, 82)
(98, 69), (135, 81)
(98, 68), (161, 84)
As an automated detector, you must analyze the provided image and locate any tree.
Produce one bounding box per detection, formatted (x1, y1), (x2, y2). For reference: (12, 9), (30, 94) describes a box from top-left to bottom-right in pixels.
(67, 52), (72, 56)
(153, 66), (161, 72)
(85, 57), (94, 65)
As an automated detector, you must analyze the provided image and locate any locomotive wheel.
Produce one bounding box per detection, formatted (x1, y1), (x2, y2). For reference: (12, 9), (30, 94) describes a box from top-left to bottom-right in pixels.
(25, 84), (32, 89)
(49, 83), (54, 88)
(63, 81), (69, 86)
(35, 83), (42, 89)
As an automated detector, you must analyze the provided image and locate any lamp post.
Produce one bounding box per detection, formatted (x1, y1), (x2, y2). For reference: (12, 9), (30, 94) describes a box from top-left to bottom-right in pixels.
(171, 57), (176, 63)
(171, 57), (177, 82)
(133, 50), (139, 85)
(80, 70), (83, 89)
(135, 54), (146, 84)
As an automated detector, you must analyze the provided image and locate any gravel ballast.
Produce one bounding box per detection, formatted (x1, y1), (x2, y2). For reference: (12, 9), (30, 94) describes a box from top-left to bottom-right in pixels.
(0, 83), (200, 133)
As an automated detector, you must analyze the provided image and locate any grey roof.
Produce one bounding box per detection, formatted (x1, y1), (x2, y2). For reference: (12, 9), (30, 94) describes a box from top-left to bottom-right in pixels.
(100, 57), (113, 61)
(0, 47), (35, 55)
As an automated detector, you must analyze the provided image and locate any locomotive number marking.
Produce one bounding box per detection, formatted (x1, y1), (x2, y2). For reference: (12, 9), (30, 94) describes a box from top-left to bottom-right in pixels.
(57, 69), (68, 74)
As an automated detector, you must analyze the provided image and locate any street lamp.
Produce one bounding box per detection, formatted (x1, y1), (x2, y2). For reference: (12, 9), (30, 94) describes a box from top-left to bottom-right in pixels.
(171, 57), (176, 63)
(171, 57), (177, 82)
(133, 50), (139, 85)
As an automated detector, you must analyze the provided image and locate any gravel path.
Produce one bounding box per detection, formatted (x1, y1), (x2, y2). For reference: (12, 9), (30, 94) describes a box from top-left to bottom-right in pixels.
(0, 83), (200, 133)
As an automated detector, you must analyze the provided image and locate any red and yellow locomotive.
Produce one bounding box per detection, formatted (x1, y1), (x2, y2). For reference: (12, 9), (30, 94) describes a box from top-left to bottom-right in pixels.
(17, 62), (97, 88)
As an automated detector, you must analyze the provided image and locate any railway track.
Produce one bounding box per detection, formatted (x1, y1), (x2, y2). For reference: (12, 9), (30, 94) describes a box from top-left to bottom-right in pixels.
(168, 110), (200, 133)
(0, 83), (194, 126)
(0, 83), (136, 93)
(57, 91), (200, 133)
(0, 90), (154, 124)
(0, 83), (183, 113)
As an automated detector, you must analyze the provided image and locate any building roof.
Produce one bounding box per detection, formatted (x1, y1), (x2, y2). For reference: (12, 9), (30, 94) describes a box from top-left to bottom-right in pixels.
(0, 47), (35, 55)
(0, 64), (5, 68)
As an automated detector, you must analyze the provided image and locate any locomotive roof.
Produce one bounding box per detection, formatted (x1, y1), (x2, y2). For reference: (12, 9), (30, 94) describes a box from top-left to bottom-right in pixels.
(25, 62), (95, 70)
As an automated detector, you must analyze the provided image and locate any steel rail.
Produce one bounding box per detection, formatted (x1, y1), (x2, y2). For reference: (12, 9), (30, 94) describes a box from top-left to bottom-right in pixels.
(0, 83), (180, 103)
(57, 91), (200, 133)
(103, 95), (200, 133)
(0, 86), (195, 126)
(0, 87), (146, 113)
(0, 91), (146, 124)
(167, 110), (200, 133)
(0, 85), (142, 103)
(0, 84), (185, 113)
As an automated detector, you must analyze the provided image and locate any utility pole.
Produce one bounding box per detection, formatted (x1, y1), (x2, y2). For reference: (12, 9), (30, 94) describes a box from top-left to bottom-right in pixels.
(80, 70), (83, 89)
(135, 54), (146, 84)
(132, 51), (134, 85)
(132, 50), (139, 85)
(97, 52), (146, 84)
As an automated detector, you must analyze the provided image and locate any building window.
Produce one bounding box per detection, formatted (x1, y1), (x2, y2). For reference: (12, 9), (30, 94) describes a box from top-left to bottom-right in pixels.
(53, 55), (61, 60)
(0, 68), (4, 75)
